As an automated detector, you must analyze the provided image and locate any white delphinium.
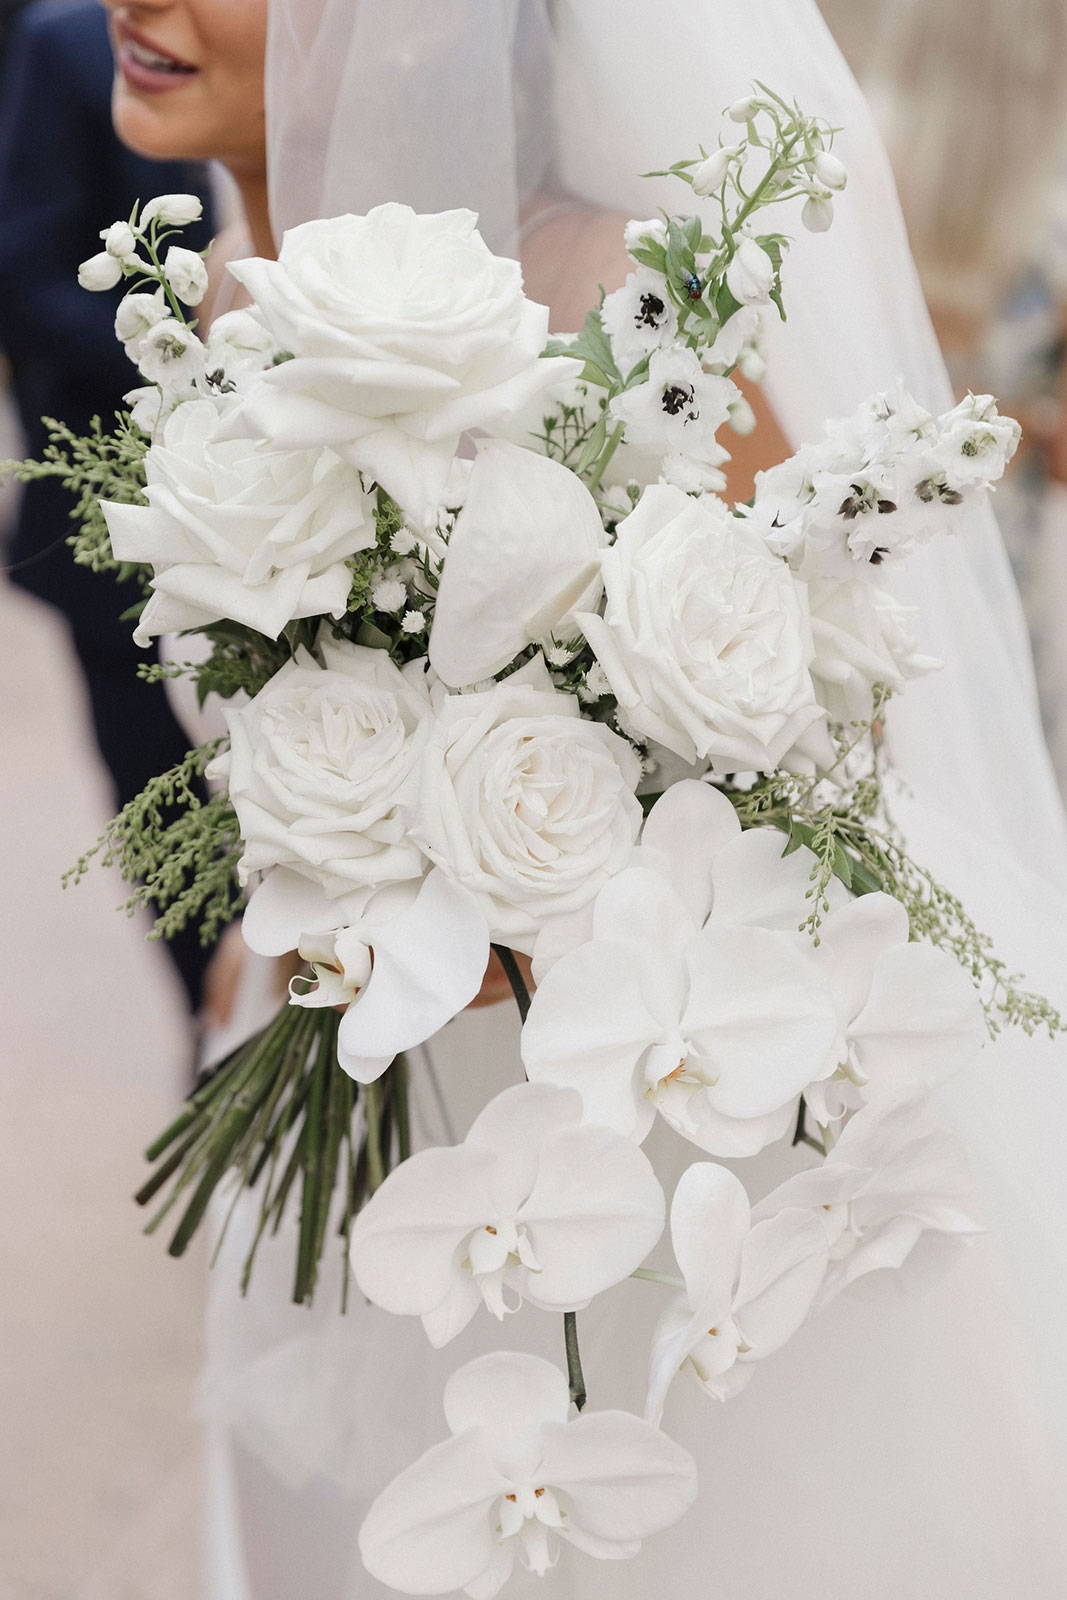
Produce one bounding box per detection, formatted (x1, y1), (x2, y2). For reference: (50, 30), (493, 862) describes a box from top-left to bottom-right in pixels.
(601, 267), (679, 373)
(135, 318), (205, 391)
(690, 144), (743, 196)
(114, 289), (168, 357)
(350, 1082), (664, 1342)
(162, 245), (208, 307)
(645, 1162), (834, 1422)
(359, 1352), (698, 1597)
(77, 251), (124, 292)
(725, 234), (776, 306)
(103, 397), (375, 642)
(934, 392), (1022, 490)
(752, 1086), (982, 1306)
(574, 485), (828, 773)
(415, 661), (643, 954)
(609, 348), (737, 491)
(202, 308), (277, 387)
(99, 220), (140, 263)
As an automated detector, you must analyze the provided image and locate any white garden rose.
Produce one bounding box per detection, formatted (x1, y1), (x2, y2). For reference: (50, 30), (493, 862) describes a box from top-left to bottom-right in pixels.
(103, 397), (375, 643)
(808, 576), (941, 723)
(215, 642), (432, 953)
(576, 485), (826, 772)
(415, 664), (643, 951)
(227, 204), (580, 526)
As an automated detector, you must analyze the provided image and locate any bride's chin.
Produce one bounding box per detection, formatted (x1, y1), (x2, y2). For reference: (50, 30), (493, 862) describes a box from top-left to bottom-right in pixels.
(111, 81), (217, 164)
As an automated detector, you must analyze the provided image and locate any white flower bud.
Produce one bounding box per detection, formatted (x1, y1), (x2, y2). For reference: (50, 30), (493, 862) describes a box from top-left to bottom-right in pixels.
(728, 394), (757, 435)
(371, 578), (408, 613)
(690, 145), (741, 197)
(115, 290), (167, 347)
(725, 235), (775, 305)
(812, 150), (847, 191)
(802, 194), (835, 234)
(100, 221), (139, 261)
(401, 608), (427, 635)
(728, 95), (760, 123)
(738, 343), (767, 383)
(77, 251), (123, 292)
(123, 385), (164, 434)
(163, 245), (209, 307)
(140, 193), (204, 229)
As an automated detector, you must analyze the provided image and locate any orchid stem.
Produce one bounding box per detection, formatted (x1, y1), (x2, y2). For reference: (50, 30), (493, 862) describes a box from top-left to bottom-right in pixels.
(491, 943), (531, 1024)
(563, 1311), (587, 1412)
(631, 1267), (685, 1289)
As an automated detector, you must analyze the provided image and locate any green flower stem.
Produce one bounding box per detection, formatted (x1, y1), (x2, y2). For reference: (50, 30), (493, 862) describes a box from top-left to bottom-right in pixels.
(585, 422), (624, 496)
(631, 1267), (685, 1290)
(564, 1311), (587, 1412)
(364, 1079), (387, 1194)
(491, 943), (531, 1024)
(394, 1053), (412, 1164)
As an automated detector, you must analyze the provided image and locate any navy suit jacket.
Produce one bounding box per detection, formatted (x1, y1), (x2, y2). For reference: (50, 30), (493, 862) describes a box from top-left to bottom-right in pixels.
(0, 0), (213, 607)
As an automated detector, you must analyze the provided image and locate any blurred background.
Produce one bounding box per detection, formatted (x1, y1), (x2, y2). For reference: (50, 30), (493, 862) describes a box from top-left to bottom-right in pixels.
(3, 0), (1067, 1594)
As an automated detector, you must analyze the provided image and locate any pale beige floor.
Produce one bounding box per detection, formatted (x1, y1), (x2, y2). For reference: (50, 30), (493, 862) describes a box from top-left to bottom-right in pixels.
(0, 566), (207, 1598)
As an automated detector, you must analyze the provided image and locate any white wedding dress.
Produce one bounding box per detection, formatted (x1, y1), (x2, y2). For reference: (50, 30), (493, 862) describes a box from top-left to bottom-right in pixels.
(200, 4), (1067, 1595)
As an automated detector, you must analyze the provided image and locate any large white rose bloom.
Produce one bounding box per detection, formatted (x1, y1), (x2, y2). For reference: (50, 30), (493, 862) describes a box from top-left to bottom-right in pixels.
(104, 398), (374, 644)
(415, 664), (643, 952)
(213, 641), (431, 955)
(576, 484), (826, 772)
(227, 204), (580, 526)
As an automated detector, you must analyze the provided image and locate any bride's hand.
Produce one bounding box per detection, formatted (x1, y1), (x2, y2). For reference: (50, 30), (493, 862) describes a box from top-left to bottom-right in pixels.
(466, 949), (535, 1010)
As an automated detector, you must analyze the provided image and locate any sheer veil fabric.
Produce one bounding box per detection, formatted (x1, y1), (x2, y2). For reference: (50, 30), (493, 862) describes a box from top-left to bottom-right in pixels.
(201, 4), (1067, 1596)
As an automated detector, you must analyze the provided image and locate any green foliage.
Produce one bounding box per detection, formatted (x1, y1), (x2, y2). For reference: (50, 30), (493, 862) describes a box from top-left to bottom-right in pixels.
(65, 740), (241, 948)
(0, 412), (149, 576)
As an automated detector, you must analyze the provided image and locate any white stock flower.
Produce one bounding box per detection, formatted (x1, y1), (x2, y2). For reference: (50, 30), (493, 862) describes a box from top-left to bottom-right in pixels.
(358, 1351), (697, 1597)
(227, 204), (579, 525)
(78, 251), (123, 292)
(609, 347), (736, 488)
(601, 268), (679, 373)
(725, 236), (775, 305)
(415, 664), (643, 953)
(140, 192), (203, 228)
(754, 1086), (982, 1306)
(162, 245), (208, 307)
(135, 318), (205, 389)
(575, 485), (826, 772)
(350, 1082), (664, 1342)
(100, 220), (139, 261)
(103, 397), (374, 643)
(808, 576), (941, 723)
(214, 641), (432, 950)
(523, 783), (844, 1157)
(801, 892), (986, 1126)
(428, 441), (606, 688)
(285, 870), (489, 1082)
(645, 1162), (831, 1422)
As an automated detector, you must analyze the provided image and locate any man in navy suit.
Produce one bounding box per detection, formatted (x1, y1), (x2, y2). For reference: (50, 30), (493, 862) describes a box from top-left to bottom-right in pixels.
(0, 0), (216, 1016)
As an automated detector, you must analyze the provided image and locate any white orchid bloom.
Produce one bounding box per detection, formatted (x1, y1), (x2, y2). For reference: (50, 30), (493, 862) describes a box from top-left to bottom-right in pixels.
(646, 1162), (832, 1424)
(428, 441), (606, 688)
(802, 892), (986, 1125)
(359, 1351), (698, 1597)
(350, 1083), (665, 1343)
(755, 1086), (982, 1306)
(250, 868), (490, 1083)
(523, 861), (842, 1158)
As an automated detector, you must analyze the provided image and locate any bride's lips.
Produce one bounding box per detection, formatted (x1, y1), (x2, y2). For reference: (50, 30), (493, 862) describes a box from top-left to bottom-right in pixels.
(114, 23), (199, 94)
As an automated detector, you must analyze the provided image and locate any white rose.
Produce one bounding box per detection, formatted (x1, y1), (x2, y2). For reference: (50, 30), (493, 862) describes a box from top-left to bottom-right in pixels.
(228, 203), (579, 526)
(163, 245), (208, 307)
(102, 397), (375, 643)
(78, 251), (122, 292)
(140, 193), (203, 228)
(415, 664), (643, 951)
(808, 576), (941, 723)
(725, 235), (775, 305)
(575, 484), (825, 772)
(216, 642), (432, 951)
(136, 318), (204, 388)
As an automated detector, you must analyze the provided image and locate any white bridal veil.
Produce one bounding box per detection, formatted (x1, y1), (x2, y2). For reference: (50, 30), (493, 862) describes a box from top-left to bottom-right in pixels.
(201, 5), (1067, 1597)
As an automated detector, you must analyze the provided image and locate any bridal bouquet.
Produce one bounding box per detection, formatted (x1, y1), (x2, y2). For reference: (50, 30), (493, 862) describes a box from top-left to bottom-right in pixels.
(12, 86), (1057, 1594)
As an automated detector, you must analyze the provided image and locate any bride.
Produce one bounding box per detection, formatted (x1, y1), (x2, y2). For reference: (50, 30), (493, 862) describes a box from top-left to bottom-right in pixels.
(107, 2), (1067, 1596)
